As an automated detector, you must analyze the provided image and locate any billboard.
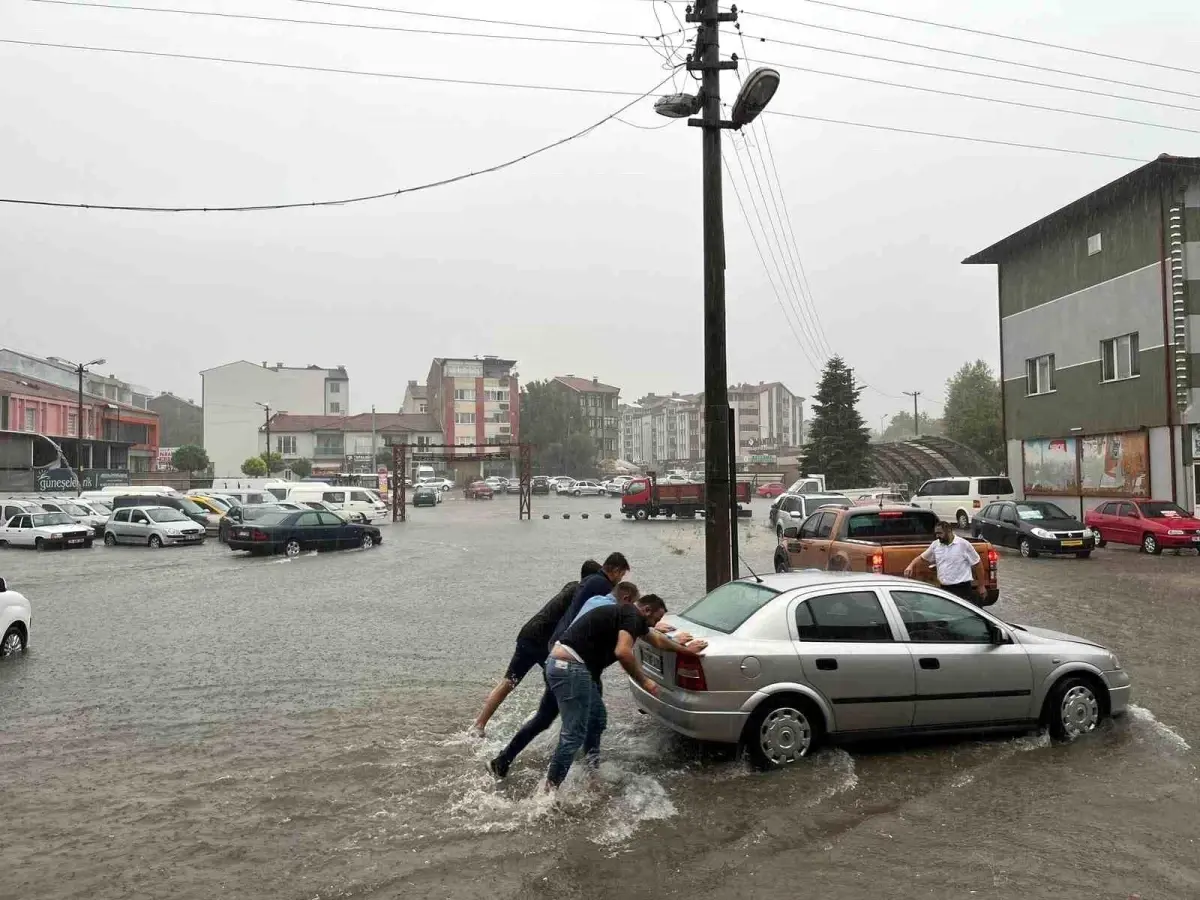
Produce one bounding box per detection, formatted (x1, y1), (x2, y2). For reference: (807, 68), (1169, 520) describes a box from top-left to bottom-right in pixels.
(34, 468), (131, 492)
(1080, 431), (1149, 496)
(1022, 438), (1078, 495)
(156, 447), (177, 471)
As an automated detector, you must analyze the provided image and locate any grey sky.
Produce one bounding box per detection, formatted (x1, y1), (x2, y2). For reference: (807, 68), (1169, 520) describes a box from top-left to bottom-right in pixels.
(0, 0), (1189, 426)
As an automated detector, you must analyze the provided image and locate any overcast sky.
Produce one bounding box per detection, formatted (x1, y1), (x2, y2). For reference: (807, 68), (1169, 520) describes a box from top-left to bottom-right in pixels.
(1, 0), (1191, 426)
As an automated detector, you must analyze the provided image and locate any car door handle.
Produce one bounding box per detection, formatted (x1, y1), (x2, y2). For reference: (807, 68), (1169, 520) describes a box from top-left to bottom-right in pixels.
(815, 658), (838, 670)
(919, 657), (940, 670)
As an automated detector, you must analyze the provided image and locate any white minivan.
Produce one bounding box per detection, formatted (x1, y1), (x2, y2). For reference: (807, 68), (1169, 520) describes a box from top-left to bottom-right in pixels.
(910, 476), (1016, 528)
(288, 486), (387, 523)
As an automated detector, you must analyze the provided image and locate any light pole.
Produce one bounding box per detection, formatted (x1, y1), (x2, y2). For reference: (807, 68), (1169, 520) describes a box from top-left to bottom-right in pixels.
(903, 391), (922, 436)
(70, 358), (105, 470)
(255, 401), (272, 473)
(656, 2), (780, 590)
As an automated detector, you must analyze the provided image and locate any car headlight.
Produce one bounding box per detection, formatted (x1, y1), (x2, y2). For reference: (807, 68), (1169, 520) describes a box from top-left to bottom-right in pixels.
(1108, 652), (1121, 670)
(1168, 529), (1185, 536)
(1030, 527), (1054, 539)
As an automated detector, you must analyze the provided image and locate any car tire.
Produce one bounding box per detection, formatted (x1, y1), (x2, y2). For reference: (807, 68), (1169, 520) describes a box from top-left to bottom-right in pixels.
(103, 532), (116, 546)
(1142, 533), (1162, 555)
(774, 548), (791, 573)
(1092, 529), (1106, 548)
(776, 525), (783, 539)
(360, 532), (375, 549)
(148, 535), (162, 549)
(572, 490), (581, 497)
(956, 510), (971, 529)
(84, 540), (93, 549)
(634, 508), (649, 521)
(744, 695), (823, 770)
(34, 538), (45, 552)
(1019, 538), (1038, 559)
(1, 625), (25, 657)
(285, 539), (302, 557)
(1075, 551), (1091, 559)
(1045, 675), (1103, 742)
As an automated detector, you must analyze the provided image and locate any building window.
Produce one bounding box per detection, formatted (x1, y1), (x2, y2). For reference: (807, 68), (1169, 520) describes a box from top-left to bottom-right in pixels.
(454, 388), (476, 401)
(329, 402), (341, 413)
(67, 411), (78, 436)
(24, 408), (36, 432)
(329, 382), (341, 394)
(1087, 233), (1102, 256)
(1026, 354), (1056, 395)
(277, 435), (297, 454)
(455, 412), (476, 424)
(484, 389), (508, 402)
(1101, 333), (1139, 382)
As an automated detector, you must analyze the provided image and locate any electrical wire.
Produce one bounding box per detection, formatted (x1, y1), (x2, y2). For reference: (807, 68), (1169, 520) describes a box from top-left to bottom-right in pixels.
(0, 72), (675, 212)
(21, 0), (650, 49)
(781, 1), (1200, 79)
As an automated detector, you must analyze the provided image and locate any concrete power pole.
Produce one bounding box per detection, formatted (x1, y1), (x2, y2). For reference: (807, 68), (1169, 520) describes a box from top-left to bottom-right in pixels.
(903, 391), (922, 436)
(371, 405), (377, 471)
(256, 401), (272, 471)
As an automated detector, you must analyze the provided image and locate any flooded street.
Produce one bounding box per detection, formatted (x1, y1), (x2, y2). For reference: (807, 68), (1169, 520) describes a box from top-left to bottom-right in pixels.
(2, 494), (1197, 900)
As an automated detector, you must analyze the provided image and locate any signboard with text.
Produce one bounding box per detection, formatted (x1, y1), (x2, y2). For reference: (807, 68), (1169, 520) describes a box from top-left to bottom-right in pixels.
(34, 468), (131, 493)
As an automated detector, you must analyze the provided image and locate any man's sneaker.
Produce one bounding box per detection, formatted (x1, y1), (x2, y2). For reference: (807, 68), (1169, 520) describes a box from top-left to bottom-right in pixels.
(487, 756), (510, 780)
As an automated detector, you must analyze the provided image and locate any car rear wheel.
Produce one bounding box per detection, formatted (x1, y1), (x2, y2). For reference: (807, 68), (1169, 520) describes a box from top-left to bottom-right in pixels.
(360, 532), (374, 549)
(148, 535), (162, 549)
(1, 626), (24, 657)
(1046, 675), (1102, 741)
(1142, 533), (1162, 555)
(285, 539), (302, 558)
(745, 696), (822, 769)
(1019, 538), (1038, 559)
(956, 510), (971, 529)
(774, 547), (791, 573)
(103, 532), (116, 546)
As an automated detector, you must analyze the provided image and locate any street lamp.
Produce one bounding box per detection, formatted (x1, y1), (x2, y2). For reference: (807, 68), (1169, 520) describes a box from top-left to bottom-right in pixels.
(69, 357), (105, 470)
(255, 401), (272, 472)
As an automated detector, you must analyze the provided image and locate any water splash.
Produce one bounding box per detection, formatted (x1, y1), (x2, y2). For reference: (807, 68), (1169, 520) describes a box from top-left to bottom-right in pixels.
(1128, 705), (1191, 752)
(805, 749), (858, 807)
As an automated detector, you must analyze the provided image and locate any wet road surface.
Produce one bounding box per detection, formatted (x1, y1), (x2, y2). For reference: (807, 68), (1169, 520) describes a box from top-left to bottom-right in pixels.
(1, 494), (1196, 899)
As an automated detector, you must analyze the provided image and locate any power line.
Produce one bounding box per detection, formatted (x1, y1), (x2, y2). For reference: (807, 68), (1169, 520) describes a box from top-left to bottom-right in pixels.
(21, 0), (650, 48)
(739, 24), (1200, 103)
(794, 1), (1200, 79)
(0, 73), (674, 212)
(760, 60), (1200, 137)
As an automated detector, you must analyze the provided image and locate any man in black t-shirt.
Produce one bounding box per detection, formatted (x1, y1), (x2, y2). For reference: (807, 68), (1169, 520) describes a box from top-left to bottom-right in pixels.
(544, 597), (705, 789)
(471, 559), (602, 737)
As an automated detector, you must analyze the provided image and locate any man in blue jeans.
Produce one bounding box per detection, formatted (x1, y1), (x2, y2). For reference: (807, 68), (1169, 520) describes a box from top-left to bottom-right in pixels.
(544, 596), (704, 790)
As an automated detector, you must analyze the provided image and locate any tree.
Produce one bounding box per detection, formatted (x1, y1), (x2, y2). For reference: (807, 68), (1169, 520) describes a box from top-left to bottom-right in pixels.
(875, 411), (944, 443)
(375, 448), (394, 467)
(520, 379), (595, 475)
(801, 356), (872, 489)
(943, 360), (1004, 472)
(289, 457), (313, 478)
(240, 456), (268, 476)
(171, 444), (210, 473)
(260, 451), (286, 474)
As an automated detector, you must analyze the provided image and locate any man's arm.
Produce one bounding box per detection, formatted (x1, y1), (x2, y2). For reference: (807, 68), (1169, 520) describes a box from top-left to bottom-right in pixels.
(971, 559), (988, 597)
(904, 543), (937, 578)
(643, 629), (707, 654)
(615, 631), (658, 696)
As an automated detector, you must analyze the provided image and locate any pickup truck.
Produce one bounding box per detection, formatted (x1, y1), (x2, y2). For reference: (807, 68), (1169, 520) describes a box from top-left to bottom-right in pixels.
(772, 505), (1000, 606)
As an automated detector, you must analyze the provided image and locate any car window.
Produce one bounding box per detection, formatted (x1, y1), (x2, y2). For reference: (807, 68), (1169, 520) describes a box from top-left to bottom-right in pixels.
(891, 590), (993, 643)
(946, 480), (970, 496)
(113, 509), (130, 522)
(350, 491), (372, 502)
(1096, 502), (1114, 515)
(3, 505), (20, 521)
(1116, 502), (1137, 518)
(796, 591), (893, 642)
(679, 581), (781, 634)
(317, 511), (346, 525)
(845, 510), (938, 539)
(322, 492), (346, 504)
(1015, 502), (1069, 520)
(33, 513), (73, 526)
(976, 477), (1013, 495)
(916, 481), (937, 497)
(296, 511), (321, 526)
(131, 511), (149, 524)
(15, 515), (30, 528)
(798, 513), (823, 539)
(1001, 505), (1020, 524)
(814, 512), (836, 538)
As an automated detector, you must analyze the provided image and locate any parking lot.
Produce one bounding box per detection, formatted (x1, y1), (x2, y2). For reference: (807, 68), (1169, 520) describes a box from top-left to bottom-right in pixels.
(2, 492), (1198, 900)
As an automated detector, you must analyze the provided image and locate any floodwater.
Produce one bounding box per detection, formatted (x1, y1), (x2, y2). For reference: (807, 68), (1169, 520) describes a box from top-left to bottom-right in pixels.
(1, 494), (1196, 899)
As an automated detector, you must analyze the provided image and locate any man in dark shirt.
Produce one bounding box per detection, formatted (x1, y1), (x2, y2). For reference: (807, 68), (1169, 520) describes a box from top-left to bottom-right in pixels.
(471, 559), (602, 737)
(545, 596), (703, 789)
(549, 552), (631, 647)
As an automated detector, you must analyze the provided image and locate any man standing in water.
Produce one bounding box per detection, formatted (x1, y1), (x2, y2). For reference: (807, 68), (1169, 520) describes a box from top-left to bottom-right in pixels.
(904, 520), (987, 603)
(471, 559), (602, 737)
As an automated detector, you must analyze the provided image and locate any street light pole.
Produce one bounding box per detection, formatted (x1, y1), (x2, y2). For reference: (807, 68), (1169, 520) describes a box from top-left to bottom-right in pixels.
(903, 391), (922, 436)
(256, 401), (272, 472)
(71, 358), (106, 472)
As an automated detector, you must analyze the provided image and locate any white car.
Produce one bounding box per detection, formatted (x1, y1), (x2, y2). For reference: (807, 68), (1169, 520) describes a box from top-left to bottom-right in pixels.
(910, 476), (1017, 528)
(570, 480), (607, 497)
(554, 479), (575, 495)
(37, 498), (109, 536)
(485, 476), (508, 492)
(0, 511), (95, 550)
(419, 478), (454, 492)
(1, 577), (31, 658)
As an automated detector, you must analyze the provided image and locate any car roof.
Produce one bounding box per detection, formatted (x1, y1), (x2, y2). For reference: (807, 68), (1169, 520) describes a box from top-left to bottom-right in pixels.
(739, 571), (939, 592)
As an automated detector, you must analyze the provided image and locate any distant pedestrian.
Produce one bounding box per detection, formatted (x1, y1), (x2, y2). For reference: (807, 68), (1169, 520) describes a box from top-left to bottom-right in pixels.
(904, 520), (986, 603)
(471, 559), (602, 737)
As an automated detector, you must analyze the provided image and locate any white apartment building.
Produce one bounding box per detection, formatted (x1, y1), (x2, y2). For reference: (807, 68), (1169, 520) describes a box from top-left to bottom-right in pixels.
(260, 413), (442, 475)
(728, 382), (804, 460)
(201, 360), (349, 476)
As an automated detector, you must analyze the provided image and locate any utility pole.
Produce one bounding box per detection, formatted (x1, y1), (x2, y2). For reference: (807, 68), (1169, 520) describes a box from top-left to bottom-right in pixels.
(76, 366), (85, 470)
(903, 391), (922, 436)
(688, 0), (740, 591)
(256, 401), (272, 471)
(371, 405), (377, 472)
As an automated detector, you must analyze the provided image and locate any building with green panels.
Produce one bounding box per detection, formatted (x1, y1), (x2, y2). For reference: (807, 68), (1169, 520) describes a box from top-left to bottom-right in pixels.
(965, 155), (1200, 515)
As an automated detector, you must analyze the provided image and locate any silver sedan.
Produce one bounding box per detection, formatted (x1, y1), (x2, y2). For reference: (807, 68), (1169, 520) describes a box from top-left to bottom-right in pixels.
(630, 572), (1130, 769)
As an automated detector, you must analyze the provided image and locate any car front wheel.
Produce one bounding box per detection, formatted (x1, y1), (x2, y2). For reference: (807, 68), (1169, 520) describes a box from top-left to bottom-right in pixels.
(1046, 675), (1102, 741)
(745, 696), (822, 770)
(148, 535), (162, 548)
(1142, 533), (1162, 555)
(1019, 538), (1038, 559)
(103, 532), (116, 546)
(360, 533), (375, 549)
(1, 626), (25, 657)
(956, 510), (971, 529)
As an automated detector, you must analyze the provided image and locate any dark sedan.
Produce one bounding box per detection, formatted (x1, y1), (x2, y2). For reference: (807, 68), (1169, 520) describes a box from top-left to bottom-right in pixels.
(413, 486), (439, 508)
(531, 476), (550, 495)
(226, 509), (382, 557)
(973, 500), (1094, 558)
(218, 502), (291, 543)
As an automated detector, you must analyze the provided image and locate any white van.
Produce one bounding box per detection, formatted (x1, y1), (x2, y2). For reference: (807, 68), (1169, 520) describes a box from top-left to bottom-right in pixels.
(288, 486), (388, 523)
(209, 478), (292, 500)
(910, 476), (1016, 528)
(215, 488), (280, 506)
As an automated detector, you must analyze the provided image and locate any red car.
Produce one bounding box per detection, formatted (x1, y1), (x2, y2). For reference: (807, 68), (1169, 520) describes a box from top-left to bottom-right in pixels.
(464, 481), (494, 500)
(756, 482), (785, 498)
(1083, 498), (1200, 555)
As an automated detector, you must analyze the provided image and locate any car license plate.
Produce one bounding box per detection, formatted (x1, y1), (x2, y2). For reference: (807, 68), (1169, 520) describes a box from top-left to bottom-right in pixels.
(67, 538), (84, 545)
(1061, 540), (1083, 547)
(235, 529), (249, 538)
(642, 648), (663, 674)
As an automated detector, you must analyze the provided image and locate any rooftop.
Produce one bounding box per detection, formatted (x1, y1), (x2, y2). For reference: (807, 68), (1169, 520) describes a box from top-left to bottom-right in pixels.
(0, 371), (159, 415)
(200, 360), (349, 377)
(554, 375), (620, 393)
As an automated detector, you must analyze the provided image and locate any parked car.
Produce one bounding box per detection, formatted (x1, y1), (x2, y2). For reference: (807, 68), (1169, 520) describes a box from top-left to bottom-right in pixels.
(419, 478), (455, 492)
(506, 478), (522, 494)
(1, 576), (31, 658)
(0, 511), (94, 550)
(1, 499), (46, 525)
(465, 481), (494, 500)
(187, 495), (231, 518)
(226, 508), (382, 557)
(852, 491), (909, 506)
(629, 571), (1130, 769)
(553, 479), (576, 495)
(413, 485), (440, 508)
(531, 476), (551, 495)
(973, 500), (1094, 558)
(756, 482), (785, 499)
(36, 498), (109, 536)
(1084, 499), (1200, 555)
(603, 477), (632, 496)
(570, 480), (606, 497)
(109, 493), (214, 529)
(288, 487), (387, 524)
(769, 493), (852, 534)
(910, 476), (1016, 528)
(218, 502), (298, 543)
(485, 476), (508, 493)
(104, 506), (205, 547)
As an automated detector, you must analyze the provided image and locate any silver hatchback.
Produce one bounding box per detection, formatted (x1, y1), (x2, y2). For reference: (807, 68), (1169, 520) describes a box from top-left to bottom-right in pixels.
(630, 572), (1130, 769)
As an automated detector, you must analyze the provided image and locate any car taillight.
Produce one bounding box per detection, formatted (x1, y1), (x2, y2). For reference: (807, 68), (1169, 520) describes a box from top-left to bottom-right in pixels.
(870, 551), (884, 574)
(675, 655), (707, 691)
(251, 529), (269, 541)
(988, 548), (998, 575)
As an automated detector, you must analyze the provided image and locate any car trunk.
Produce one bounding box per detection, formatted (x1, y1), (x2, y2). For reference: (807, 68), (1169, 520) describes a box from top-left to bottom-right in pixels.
(635, 616), (729, 690)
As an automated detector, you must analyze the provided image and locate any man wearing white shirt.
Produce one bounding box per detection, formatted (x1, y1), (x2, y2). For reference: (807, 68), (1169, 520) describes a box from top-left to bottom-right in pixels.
(904, 521), (987, 604)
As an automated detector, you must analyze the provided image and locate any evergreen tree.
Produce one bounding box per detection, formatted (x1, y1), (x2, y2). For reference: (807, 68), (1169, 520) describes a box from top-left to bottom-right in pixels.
(943, 360), (1004, 472)
(802, 356), (871, 489)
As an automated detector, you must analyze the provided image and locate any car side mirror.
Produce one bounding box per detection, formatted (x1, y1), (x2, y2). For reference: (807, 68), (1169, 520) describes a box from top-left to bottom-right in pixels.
(988, 623), (1010, 645)
(783, 526), (799, 539)
(790, 510), (803, 518)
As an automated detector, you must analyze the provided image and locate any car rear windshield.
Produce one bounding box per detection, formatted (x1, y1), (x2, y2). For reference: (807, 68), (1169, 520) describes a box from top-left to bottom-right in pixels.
(1139, 501), (1190, 518)
(845, 510), (938, 539)
(147, 509), (189, 523)
(679, 581), (780, 634)
(251, 511), (291, 526)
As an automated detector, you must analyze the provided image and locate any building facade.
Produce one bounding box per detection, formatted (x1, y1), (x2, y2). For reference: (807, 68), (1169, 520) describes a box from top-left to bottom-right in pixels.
(551, 375), (621, 461)
(201, 360), (349, 477)
(965, 155), (1200, 513)
(148, 392), (203, 448)
(426, 357), (519, 454)
(402, 381), (428, 414)
(261, 412), (442, 476)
